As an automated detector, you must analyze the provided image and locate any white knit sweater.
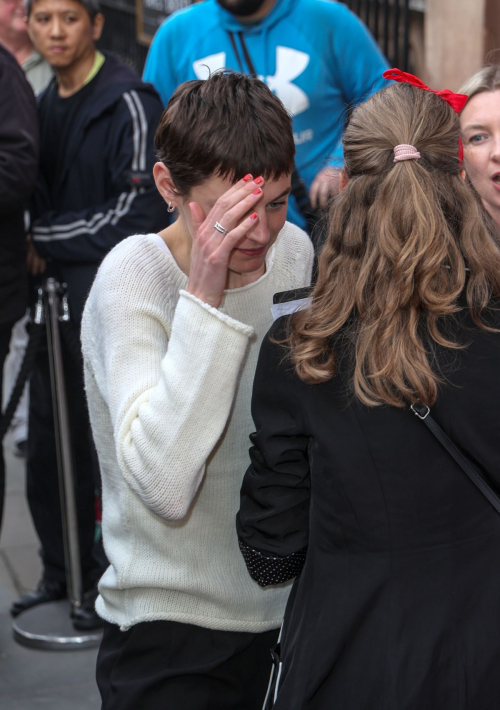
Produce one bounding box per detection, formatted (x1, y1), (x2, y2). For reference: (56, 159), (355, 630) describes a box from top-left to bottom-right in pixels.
(81, 222), (314, 632)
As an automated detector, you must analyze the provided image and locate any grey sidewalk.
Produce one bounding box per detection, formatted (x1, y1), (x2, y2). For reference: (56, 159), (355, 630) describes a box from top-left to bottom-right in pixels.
(0, 433), (101, 710)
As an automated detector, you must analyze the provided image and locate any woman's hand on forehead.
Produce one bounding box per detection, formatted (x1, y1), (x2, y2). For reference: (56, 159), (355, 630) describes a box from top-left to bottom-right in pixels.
(186, 174), (265, 309)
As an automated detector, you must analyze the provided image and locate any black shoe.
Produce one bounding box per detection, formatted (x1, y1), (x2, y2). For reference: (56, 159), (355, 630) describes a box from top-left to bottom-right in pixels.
(10, 578), (66, 617)
(72, 585), (105, 631)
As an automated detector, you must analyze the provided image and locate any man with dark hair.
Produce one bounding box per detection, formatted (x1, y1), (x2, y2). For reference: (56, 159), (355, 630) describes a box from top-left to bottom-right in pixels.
(0, 43), (38, 530)
(143, 0), (390, 232)
(10, 0), (168, 628)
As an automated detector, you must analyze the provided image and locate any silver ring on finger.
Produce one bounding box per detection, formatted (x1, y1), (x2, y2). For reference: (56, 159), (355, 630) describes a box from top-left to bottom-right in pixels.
(214, 221), (229, 234)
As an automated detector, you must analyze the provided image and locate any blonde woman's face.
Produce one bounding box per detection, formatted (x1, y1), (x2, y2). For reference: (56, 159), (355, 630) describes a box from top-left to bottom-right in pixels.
(461, 90), (500, 224)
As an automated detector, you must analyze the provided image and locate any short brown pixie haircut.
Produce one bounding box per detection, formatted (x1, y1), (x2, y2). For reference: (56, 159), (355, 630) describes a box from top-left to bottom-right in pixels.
(154, 71), (295, 196)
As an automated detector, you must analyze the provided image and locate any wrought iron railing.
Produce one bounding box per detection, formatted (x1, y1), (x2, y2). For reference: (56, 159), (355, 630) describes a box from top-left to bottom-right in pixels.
(97, 0), (148, 73)
(340, 0), (412, 70)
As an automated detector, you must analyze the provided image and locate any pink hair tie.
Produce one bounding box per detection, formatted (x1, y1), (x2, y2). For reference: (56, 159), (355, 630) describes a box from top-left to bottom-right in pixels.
(394, 144), (421, 162)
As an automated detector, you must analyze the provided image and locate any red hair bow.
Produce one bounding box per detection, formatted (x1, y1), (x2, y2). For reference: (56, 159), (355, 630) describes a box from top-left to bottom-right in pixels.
(383, 69), (468, 114)
(383, 68), (467, 164)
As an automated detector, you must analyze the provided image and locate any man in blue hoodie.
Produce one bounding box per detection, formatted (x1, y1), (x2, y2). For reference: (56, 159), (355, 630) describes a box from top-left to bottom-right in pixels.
(143, 0), (389, 230)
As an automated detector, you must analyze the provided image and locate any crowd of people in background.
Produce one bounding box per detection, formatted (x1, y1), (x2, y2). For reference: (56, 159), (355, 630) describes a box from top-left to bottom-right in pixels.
(1, 0), (500, 707)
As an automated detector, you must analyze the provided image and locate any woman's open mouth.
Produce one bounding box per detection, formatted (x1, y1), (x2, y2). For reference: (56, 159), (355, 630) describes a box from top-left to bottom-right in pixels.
(491, 173), (500, 191)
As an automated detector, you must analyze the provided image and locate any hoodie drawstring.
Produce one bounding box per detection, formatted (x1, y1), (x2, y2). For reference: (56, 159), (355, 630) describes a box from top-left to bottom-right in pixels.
(227, 31), (258, 78)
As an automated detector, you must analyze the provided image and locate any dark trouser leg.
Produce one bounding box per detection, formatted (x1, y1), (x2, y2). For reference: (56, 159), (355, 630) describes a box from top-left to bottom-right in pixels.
(26, 335), (101, 585)
(0, 320), (16, 533)
(97, 620), (279, 710)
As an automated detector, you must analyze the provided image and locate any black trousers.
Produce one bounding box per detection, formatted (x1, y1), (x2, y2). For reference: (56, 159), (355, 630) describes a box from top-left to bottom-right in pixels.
(97, 619), (279, 710)
(0, 320), (16, 533)
(27, 332), (104, 585)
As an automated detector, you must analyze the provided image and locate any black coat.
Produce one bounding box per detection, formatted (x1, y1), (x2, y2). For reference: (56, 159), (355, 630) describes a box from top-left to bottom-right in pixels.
(0, 45), (39, 325)
(31, 52), (168, 322)
(237, 294), (500, 709)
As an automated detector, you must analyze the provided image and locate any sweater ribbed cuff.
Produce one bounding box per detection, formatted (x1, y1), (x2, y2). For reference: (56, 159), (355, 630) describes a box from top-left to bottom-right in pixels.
(179, 290), (255, 339)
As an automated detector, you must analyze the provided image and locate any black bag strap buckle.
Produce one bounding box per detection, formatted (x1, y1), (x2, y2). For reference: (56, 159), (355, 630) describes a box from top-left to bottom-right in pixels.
(410, 400), (500, 517)
(410, 402), (430, 420)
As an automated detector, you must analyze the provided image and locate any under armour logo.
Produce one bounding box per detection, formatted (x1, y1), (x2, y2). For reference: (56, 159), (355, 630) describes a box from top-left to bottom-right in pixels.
(192, 46), (310, 116)
(193, 53), (226, 80)
(264, 47), (310, 116)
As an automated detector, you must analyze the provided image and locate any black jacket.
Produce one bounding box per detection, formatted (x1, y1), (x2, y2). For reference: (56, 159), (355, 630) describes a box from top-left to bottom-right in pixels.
(237, 297), (500, 709)
(31, 52), (168, 322)
(0, 45), (39, 326)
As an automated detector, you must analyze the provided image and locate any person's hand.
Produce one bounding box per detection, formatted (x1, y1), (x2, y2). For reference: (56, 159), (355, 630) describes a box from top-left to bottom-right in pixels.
(186, 175), (265, 309)
(309, 166), (341, 210)
(27, 238), (46, 275)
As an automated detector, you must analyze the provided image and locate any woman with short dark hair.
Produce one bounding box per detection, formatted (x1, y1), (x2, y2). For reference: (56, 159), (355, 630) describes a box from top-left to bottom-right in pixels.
(82, 71), (313, 709)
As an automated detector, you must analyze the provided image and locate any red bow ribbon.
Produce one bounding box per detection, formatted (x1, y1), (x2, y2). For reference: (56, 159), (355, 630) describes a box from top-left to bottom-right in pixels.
(382, 69), (468, 113)
(383, 68), (467, 165)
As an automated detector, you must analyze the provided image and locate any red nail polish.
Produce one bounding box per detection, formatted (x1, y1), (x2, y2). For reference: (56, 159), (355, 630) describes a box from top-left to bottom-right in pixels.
(254, 176), (263, 184)
(243, 174), (253, 182)
(250, 212), (258, 220)
(252, 188), (262, 195)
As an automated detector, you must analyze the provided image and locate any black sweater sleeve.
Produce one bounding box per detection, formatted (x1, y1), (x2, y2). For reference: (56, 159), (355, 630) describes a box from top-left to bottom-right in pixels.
(0, 46), (39, 215)
(236, 319), (311, 587)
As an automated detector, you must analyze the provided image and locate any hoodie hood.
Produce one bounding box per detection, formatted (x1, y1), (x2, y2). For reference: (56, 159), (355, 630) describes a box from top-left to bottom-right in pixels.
(214, 0), (298, 33)
(83, 51), (159, 121)
(39, 51), (159, 124)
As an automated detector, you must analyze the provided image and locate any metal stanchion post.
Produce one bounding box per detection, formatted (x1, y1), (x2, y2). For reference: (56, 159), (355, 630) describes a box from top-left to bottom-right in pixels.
(13, 279), (102, 650)
(45, 279), (83, 613)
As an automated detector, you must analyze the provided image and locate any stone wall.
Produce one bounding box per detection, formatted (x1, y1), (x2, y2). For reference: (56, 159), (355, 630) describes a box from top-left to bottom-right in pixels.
(425, 0), (500, 91)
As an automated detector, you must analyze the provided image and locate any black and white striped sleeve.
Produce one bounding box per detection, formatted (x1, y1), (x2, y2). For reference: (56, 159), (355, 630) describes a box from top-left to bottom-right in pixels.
(32, 89), (167, 263)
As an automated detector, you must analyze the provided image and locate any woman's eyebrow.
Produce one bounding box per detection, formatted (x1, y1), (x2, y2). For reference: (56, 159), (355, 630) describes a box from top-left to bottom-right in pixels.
(268, 187), (292, 201)
(462, 123), (490, 131)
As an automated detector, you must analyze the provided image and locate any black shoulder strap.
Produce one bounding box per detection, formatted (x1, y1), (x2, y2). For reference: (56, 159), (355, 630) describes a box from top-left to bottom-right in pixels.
(411, 402), (500, 515)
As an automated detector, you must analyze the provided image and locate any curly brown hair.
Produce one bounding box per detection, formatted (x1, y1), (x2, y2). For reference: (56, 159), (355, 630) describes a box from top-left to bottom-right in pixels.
(287, 82), (500, 407)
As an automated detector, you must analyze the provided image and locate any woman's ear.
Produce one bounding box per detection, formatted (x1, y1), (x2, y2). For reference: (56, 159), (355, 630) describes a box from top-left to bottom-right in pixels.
(153, 163), (178, 206)
(460, 168), (466, 182)
(338, 169), (349, 193)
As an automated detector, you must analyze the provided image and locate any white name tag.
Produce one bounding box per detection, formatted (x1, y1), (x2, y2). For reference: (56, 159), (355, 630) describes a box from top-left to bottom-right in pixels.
(271, 297), (312, 321)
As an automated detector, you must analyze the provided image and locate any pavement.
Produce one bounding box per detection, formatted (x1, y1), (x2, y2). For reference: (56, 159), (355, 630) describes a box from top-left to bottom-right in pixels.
(0, 432), (101, 710)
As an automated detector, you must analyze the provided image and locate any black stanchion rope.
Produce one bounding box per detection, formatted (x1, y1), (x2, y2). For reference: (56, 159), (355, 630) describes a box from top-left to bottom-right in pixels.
(0, 321), (45, 442)
(0, 294), (82, 443)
